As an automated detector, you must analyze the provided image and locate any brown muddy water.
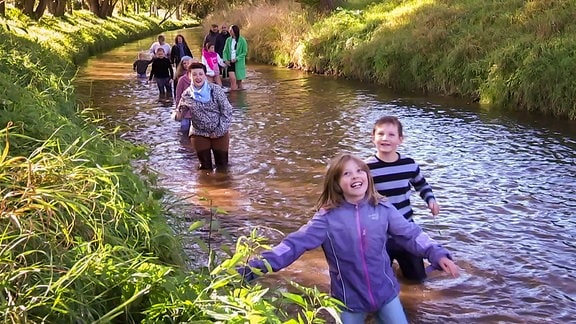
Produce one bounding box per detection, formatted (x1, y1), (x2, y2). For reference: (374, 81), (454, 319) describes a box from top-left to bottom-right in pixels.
(74, 27), (576, 323)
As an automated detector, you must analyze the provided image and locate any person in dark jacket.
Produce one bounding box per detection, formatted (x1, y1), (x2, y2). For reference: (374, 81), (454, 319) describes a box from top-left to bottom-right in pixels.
(170, 34), (193, 67)
(148, 47), (174, 101)
(239, 154), (460, 323)
(133, 52), (151, 78)
(203, 24), (220, 49)
(215, 24), (230, 58)
(215, 24), (231, 79)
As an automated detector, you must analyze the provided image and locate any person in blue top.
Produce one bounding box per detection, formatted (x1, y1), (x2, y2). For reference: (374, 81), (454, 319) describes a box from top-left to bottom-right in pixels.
(365, 115), (440, 283)
(239, 153), (459, 323)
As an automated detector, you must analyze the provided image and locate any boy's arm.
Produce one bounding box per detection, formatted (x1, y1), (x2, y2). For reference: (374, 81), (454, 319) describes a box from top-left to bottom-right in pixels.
(410, 164), (439, 215)
(385, 202), (454, 273)
(148, 61), (155, 81)
(170, 46), (177, 64)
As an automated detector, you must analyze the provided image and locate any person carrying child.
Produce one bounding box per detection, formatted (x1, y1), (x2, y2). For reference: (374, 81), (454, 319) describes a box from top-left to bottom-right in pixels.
(239, 153), (459, 323)
(365, 115), (441, 283)
(148, 47), (174, 101)
(133, 52), (151, 78)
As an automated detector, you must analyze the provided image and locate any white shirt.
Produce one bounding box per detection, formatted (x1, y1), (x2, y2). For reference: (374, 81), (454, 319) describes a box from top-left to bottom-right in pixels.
(231, 39), (237, 60)
(149, 42), (171, 57)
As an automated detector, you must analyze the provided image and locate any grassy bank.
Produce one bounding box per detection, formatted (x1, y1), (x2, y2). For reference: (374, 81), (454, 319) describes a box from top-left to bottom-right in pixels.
(213, 0), (576, 119)
(0, 9), (190, 322)
(1, 9), (340, 322)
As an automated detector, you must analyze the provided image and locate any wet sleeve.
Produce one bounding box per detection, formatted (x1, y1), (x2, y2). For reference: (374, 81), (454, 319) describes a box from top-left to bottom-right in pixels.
(385, 202), (451, 267)
(259, 212), (328, 272)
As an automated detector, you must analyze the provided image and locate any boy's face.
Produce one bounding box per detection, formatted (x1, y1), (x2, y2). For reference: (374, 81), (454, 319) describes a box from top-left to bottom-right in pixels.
(372, 123), (403, 155)
(156, 49), (165, 58)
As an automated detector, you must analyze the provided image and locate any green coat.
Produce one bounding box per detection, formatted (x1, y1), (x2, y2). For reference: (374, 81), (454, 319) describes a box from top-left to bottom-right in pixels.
(223, 36), (248, 80)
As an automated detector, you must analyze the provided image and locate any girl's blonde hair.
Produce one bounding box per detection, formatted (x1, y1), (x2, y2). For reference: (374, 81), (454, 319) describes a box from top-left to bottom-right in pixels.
(315, 154), (382, 211)
(174, 59), (191, 80)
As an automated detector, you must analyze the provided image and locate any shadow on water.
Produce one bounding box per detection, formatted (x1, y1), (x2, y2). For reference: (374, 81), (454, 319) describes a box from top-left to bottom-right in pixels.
(75, 27), (576, 323)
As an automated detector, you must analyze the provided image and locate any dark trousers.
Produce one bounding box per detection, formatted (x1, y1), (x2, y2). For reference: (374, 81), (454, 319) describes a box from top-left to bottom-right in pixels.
(155, 77), (172, 98)
(387, 237), (427, 282)
(191, 132), (230, 171)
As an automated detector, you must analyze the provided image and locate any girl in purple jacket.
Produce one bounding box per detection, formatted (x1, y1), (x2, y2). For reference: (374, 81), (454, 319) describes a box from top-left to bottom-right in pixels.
(241, 154), (459, 323)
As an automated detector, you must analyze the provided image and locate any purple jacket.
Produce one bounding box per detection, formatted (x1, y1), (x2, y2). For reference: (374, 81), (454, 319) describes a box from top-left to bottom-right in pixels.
(249, 198), (451, 312)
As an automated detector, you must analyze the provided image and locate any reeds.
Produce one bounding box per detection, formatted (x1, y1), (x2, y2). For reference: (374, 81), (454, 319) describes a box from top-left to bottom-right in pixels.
(225, 0), (576, 118)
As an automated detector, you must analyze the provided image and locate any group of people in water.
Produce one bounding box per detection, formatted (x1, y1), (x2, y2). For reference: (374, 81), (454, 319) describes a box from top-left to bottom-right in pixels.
(132, 24), (247, 175)
(135, 26), (460, 323)
(132, 24), (248, 100)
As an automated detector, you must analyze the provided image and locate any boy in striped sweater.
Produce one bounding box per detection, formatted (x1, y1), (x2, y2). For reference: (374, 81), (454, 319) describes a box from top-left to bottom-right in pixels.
(365, 116), (440, 282)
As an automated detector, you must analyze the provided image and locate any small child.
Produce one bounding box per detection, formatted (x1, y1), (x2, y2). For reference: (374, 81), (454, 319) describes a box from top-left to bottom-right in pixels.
(201, 42), (226, 86)
(133, 52), (151, 78)
(148, 48), (174, 101)
(239, 154), (459, 323)
(365, 115), (441, 283)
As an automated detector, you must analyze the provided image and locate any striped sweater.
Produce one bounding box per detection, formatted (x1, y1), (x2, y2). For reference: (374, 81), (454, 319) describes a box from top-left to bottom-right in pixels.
(365, 154), (436, 220)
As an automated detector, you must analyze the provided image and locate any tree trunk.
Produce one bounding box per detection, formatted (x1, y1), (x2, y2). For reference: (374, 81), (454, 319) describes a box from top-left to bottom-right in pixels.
(0, 0), (5, 17)
(33, 0), (47, 20)
(15, 0), (24, 10)
(22, 0), (35, 17)
(48, 0), (67, 16)
(21, 0), (48, 19)
(87, 0), (115, 18)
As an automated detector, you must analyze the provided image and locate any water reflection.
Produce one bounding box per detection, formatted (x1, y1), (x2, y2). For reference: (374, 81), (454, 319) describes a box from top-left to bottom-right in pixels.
(75, 27), (576, 323)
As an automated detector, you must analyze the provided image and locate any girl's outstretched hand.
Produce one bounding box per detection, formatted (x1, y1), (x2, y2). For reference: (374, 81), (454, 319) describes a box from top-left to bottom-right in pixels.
(438, 257), (459, 278)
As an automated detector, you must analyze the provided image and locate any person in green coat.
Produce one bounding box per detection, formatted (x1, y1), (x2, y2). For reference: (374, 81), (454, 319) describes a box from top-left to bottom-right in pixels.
(223, 25), (248, 90)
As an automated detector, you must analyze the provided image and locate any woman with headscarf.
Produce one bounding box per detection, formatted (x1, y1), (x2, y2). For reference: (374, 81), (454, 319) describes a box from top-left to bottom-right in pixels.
(223, 25), (248, 90)
(177, 62), (233, 171)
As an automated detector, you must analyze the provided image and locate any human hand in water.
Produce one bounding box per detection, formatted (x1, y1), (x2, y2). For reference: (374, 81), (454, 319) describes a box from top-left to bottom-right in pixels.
(428, 200), (440, 217)
(437, 256), (459, 278)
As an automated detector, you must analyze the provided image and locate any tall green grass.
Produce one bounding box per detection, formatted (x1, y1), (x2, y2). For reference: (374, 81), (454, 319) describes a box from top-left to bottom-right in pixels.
(1, 9), (342, 322)
(226, 0), (576, 119)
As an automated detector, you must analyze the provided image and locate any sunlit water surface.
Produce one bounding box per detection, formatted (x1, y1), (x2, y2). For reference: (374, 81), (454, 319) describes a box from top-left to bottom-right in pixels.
(75, 27), (576, 323)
